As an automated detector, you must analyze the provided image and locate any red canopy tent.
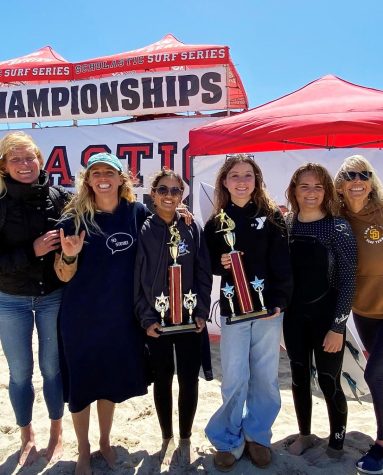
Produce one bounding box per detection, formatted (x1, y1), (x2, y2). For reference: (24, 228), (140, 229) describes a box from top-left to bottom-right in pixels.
(189, 75), (383, 156)
(73, 34), (248, 110)
(0, 46), (73, 84)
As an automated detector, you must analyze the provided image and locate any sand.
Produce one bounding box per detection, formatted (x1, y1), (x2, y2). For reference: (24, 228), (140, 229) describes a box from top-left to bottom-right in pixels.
(0, 331), (375, 475)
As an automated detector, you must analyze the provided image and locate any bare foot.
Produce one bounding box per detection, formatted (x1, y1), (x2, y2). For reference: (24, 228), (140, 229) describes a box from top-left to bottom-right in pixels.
(42, 419), (63, 464)
(19, 424), (39, 466)
(288, 434), (317, 455)
(176, 438), (200, 466)
(159, 437), (176, 466)
(100, 443), (117, 469)
(75, 451), (92, 475)
(19, 440), (39, 466)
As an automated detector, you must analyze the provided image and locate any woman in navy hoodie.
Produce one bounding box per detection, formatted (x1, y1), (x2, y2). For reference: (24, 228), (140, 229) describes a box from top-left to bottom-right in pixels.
(135, 168), (212, 466)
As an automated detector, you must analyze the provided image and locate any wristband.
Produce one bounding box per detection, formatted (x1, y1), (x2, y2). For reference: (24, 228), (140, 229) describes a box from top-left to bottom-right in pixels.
(62, 253), (77, 265)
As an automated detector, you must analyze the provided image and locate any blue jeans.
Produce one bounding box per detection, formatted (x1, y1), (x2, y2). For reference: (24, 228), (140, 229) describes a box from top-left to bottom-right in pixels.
(0, 288), (64, 427)
(206, 314), (283, 456)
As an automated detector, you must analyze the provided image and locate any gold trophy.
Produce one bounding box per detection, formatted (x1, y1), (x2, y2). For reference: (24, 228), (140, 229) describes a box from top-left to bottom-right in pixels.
(168, 223), (183, 326)
(154, 222), (197, 334)
(183, 290), (197, 324)
(155, 292), (170, 328)
(216, 209), (268, 324)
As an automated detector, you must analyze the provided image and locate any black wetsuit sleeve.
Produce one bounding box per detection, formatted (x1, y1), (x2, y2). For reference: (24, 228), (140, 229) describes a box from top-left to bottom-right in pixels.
(330, 218), (357, 333)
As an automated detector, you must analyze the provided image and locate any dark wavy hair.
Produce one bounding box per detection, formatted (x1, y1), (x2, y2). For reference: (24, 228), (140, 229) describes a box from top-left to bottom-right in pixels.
(286, 163), (339, 216)
(150, 167), (185, 192)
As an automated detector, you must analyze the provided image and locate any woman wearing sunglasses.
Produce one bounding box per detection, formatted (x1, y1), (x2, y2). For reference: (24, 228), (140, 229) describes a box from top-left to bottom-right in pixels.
(335, 155), (383, 475)
(134, 168), (212, 467)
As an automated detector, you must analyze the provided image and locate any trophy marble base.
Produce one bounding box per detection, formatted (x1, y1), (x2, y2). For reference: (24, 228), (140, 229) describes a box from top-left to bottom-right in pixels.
(159, 323), (198, 335)
(226, 309), (268, 325)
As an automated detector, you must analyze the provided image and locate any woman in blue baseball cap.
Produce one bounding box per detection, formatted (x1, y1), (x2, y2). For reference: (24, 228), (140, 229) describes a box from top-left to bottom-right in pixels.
(55, 153), (150, 475)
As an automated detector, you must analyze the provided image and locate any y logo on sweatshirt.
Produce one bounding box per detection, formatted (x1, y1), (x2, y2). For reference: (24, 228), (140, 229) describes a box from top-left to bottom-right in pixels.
(251, 216), (266, 229)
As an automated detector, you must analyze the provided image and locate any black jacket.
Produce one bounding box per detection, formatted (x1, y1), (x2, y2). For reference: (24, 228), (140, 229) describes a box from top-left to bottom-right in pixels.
(204, 201), (293, 316)
(0, 171), (70, 296)
(134, 213), (213, 330)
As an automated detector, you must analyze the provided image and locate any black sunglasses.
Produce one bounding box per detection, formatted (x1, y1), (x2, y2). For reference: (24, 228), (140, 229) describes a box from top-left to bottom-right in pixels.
(153, 185), (183, 197)
(342, 170), (372, 181)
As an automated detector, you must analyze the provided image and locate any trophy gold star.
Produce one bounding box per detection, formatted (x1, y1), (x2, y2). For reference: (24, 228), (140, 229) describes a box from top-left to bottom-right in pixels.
(183, 290), (197, 324)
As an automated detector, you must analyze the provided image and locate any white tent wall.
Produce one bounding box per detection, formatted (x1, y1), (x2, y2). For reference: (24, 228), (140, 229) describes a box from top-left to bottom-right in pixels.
(192, 148), (383, 336)
(192, 148), (383, 219)
(0, 116), (218, 202)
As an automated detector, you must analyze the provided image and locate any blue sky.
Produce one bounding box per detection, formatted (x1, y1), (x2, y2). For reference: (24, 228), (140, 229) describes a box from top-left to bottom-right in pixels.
(1, 0), (382, 109)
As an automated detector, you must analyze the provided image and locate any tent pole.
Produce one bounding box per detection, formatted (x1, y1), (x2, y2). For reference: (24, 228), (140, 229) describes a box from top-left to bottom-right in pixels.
(226, 65), (230, 116)
(189, 155), (194, 213)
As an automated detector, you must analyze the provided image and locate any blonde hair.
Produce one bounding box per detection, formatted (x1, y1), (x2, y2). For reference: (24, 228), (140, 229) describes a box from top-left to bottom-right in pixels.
(62, 167), (136, 235)
(213, 154), (278, 220)
(334, 155), (383, 206)
(0, 132), (44, 195)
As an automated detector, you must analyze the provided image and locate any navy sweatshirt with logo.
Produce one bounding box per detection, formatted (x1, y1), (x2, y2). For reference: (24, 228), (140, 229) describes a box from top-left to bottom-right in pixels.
(204, 201), (293, 317)
(134, 212), (212, 330)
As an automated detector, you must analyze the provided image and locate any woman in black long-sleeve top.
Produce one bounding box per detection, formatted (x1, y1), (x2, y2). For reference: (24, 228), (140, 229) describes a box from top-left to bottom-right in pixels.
(135, 168), (212, 465)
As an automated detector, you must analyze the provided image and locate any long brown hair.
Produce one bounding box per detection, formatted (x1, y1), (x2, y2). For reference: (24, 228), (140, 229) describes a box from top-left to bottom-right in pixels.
(286, 163), (339, 216)
(213, 154), (278, 218)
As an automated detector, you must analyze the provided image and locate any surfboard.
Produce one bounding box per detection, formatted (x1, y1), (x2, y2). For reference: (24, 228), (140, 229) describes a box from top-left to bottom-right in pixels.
(341, 321), (369, 402)
(280, 321), (369, 403)
(199, 181), (215, 224)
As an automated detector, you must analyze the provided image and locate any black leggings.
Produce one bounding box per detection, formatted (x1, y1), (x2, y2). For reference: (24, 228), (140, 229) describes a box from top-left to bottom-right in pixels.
(147, 331), (202, 439)
(284, 305), (347, 450)
(353, 313), (383, 440)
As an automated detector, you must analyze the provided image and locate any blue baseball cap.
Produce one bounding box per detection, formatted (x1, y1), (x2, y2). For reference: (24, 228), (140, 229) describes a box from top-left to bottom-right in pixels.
(86, 153), (123, 172)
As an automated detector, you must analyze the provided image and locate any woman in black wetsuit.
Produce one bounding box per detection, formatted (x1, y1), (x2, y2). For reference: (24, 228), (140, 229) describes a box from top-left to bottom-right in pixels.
(284, 163), (357, 456)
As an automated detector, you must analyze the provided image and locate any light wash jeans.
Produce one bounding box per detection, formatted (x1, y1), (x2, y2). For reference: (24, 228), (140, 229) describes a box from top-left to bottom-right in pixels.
(0, 288), (64, 427)
(205, 313), (283, 456)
